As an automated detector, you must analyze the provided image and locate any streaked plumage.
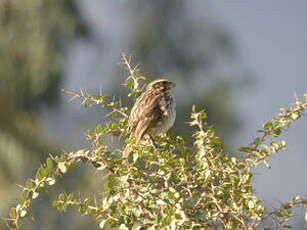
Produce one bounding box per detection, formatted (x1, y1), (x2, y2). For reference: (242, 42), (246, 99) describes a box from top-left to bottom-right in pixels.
(124, 79), (176, 157)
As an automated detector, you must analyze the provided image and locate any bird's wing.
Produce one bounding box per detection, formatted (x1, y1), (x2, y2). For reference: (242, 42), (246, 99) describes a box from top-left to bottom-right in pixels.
(128, 90), (163, 140)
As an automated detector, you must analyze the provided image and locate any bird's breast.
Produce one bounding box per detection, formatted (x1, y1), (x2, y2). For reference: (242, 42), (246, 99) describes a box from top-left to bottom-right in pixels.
(147, 94), (176, 136)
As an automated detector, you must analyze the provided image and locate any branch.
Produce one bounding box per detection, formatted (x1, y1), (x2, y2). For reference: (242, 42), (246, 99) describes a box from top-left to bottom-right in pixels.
(62, 89), (128, 118)
(241, 96), (307, 171)
(5, 149), (115, 229)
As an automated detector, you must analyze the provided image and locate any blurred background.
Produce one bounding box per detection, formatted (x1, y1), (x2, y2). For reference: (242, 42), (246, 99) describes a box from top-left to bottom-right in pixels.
(0, 0), (306, 229)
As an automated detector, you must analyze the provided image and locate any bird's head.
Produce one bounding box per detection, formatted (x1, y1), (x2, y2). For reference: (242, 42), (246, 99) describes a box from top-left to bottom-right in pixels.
(146, 79), (176, 92)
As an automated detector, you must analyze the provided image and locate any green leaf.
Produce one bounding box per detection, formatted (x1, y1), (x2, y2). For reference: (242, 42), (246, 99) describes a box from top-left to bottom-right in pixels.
(46, 158), (53, 171)
(95, 124), (104, 134)
(263, 122), (273, 129)
(239, 147), (253, 153)
(36, 168), (45, 181)
(125, 77), (134, 88)
(26, 180), (34, 189)
(137, 76), (146, 81)
(253, 137), (263, 146)
(192, 105), (196, 113)
(9, 208), (17, 218)
(52, 201), (60, 208)
(82, 99), (91, 108)
(79, 205), (87, 215)
(272, 128), (282, 137)
(59, 193), (65, 201)
(67, 193), (74, 201)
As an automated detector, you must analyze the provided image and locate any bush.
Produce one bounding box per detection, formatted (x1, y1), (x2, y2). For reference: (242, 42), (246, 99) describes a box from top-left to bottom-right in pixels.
(6, 55), (307, 230)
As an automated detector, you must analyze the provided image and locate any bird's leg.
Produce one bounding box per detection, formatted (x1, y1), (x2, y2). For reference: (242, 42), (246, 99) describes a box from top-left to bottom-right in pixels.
(146, 135), (158, 149)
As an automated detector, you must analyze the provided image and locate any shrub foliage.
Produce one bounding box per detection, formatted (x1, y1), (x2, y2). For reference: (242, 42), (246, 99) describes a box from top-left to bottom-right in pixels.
(6, 55), (307, 230)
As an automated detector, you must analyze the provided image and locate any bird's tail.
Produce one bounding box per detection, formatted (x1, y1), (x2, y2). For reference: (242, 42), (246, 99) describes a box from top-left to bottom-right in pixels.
(123, 133), (141, 158)
(123, 145), (132, 158)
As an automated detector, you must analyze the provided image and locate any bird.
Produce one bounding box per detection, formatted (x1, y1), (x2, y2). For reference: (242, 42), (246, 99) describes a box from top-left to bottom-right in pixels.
(124, 79), (176, 157)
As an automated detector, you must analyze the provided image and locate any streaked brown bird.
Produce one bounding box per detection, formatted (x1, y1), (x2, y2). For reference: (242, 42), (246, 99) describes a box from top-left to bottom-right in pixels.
(124, 79), (176, 157)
